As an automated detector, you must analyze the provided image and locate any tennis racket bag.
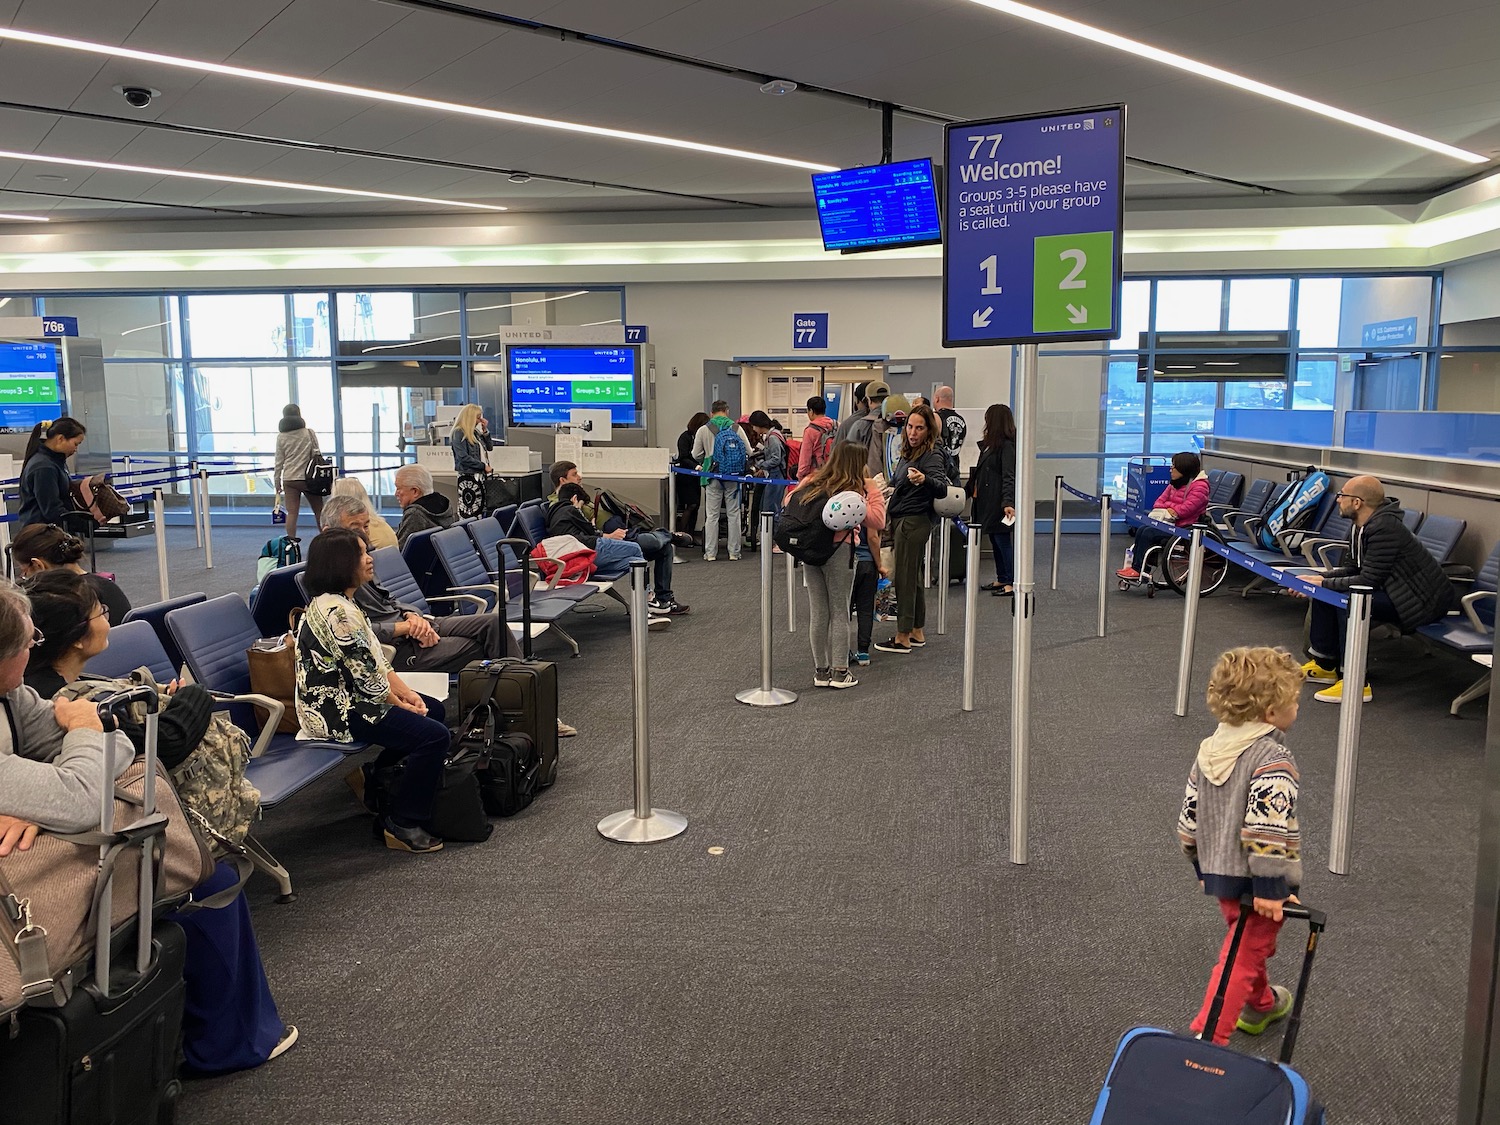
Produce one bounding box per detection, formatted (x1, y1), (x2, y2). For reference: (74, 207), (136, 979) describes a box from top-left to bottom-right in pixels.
(1089, 901), (1327, 1124)
(1256, 468), (1331, 551)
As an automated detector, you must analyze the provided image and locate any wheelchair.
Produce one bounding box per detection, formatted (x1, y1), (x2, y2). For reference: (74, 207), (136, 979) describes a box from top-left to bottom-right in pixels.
(1117, 524), (1231, 598)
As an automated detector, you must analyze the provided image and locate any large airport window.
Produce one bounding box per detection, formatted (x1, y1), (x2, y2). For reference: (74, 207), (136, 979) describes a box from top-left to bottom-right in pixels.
(1293, 356), (1339, 409)
(1228, 278), (1291, 331)
(190, 363), (336, 457)
(1155, 279), (1223, 332)
(337, 292), (460, 350)
(185, 294), (292, 359)
(40, 295), (182, 358)
(1295, 275), (1432, 351)
(1352, 352), (1424, 411)
(104, 362), (182, 451)
(289, 293), (332, 357)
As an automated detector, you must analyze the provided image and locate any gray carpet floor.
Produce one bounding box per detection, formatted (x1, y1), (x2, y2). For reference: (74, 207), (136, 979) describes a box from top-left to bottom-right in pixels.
(94, 525), (1487, 1123)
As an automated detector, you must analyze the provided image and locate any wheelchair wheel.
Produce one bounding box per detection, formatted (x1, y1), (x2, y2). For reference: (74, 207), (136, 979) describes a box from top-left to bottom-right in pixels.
(1162, 536), (1229, 597)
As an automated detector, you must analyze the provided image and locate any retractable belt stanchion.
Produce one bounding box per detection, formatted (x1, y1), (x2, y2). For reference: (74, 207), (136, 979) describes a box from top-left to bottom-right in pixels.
(1329, 585), (1372, 875)
(189, 459), (202, 548)
(1172, 528), (1204, 717)
(667, 467), (680, 564)
(924, 536), (932, 589)
(199, 468), (214, 569)
(937, 517), (952, 635)
(786, 547), (796, 633)
(598, 560), (687, 844)
(963, 522), (979, 712)
(152, 487), (170, 601)
(1011, 342), (1039, 865)
(737, 511), (796, 707)
(1096, 494), (1111, 638)
(1050, 475), (1063, 590)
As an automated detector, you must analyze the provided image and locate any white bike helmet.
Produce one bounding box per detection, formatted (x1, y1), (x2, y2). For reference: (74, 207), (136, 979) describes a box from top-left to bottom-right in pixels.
(822, 490), (867, 531)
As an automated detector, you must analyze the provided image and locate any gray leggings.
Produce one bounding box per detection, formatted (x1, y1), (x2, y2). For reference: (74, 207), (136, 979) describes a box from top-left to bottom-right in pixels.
(806, 556), (857, 671)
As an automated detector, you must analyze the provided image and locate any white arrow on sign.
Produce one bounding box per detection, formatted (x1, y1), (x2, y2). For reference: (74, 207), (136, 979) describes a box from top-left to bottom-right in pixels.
(1066, 304), (1088, 324)
(973, 307), (993, 329)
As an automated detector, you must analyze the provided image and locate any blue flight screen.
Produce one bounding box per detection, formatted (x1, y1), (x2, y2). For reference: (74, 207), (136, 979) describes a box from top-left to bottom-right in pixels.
(811, 158), (942, 252)
(0, 341), (61, 432)
(507, 346), (638, 426)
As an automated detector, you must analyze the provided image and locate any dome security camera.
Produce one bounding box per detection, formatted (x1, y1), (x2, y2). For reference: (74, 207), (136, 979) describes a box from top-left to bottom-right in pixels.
(115, 85), (161, 109)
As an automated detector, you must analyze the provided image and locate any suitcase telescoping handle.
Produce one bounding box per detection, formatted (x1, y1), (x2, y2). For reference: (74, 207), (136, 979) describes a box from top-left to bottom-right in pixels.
(500, 537), (535, 660)
(1200, 898), (1326, 1066)
(92, 686), (163, 994)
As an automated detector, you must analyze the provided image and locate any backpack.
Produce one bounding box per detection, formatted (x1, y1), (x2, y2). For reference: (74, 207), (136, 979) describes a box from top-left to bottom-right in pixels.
(711, 426), (749, 476)
(302, 454), (335, 497)
(70, 473), (131, 524)
(530, 535), (597, 585)
(256, 534), (302, 583)
(804, 422), (836, 474)
(57, 672), (260, 859)
(1256, 467), (1331, 550)
(593, 488), (657, 535)
(773, 489), (846, 567)
(460, 700), (540, 818)
(783, 433), (802, 473)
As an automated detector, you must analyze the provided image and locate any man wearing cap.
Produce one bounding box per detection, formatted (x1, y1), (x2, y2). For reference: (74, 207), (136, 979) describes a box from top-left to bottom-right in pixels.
(834, 380), (889, 447)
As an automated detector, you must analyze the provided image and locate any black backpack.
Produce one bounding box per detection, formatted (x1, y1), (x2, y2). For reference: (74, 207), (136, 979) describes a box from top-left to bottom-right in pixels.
(303, 454), (335, 497)
(459, 701), (540, 818)
(774, 489), (845, 566)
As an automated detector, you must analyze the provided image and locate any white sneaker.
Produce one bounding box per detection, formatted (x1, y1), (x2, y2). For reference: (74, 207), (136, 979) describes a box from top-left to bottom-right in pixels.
(268, 1024), (299, 1061)
(647, 616), (671, 631)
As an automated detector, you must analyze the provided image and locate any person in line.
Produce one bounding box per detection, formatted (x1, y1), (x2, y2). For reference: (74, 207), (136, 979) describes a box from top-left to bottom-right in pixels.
(909, 395), (927, 410)
(272, 404), (324, 541)
(1178, 646), (1304, 1046)
(798, 397), (836, 480)
(296, 529), (450, 854)
(675, 411), (709, 543)
(786, 443), (885, 689)
(1116, 451), (1210, 581)
(833, 380), (888, 446)
(848, 507), (887, 669)
(452, 404), (494, 519)
(971, 404), (1017, 596)
(875, 404), (948, 655)
(17, 416), (86, 530)
(9, 521), (132, 624)
(330, 476), (398, 550)
(933, 385), (966, 478)
(747, 411), (790, 524)
(692, 401), (744, 562)
(17, 571), (298, 1070)
(1299, 475), (1456, 703)
(547, 461), (688, 615)
(393, 463), (456, 546)
(320, 497), (520, 668)
(876, 393), (909, 480)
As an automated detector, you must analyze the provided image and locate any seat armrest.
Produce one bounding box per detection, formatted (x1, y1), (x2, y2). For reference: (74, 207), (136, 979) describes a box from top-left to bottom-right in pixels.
(426, 593), (490, 613)
(1312, 541), (1347, 568)
(208, 692), (283, 759)
(1462, 590), (1496, 634)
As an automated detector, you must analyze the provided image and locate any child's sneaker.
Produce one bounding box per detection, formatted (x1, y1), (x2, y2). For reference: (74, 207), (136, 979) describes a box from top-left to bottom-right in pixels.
(1236, 985), (1293, 1035)
(813, 667), (832, 687)
(851, 650), (870, 667)
(1314, 678), (1372, 704)
(827, 669), (858, 689)
(1300, 658), (1338, 685)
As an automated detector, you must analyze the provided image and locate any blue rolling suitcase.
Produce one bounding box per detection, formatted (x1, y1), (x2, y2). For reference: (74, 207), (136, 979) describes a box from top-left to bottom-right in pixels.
(1090, 901), (1327, 1124)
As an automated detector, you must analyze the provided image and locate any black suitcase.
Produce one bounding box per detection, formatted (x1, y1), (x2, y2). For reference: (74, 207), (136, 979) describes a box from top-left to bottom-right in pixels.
(0, 688), (188, 1125)
(457, 540), (561, 788)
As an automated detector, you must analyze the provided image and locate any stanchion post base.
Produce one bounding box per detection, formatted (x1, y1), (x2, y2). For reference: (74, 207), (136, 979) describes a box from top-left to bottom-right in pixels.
(735, 686), (798, 707)
(597, 807), (688, 844)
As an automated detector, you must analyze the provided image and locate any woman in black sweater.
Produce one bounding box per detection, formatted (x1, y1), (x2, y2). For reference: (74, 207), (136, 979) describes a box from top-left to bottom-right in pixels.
(875, 404), (949, 655)
(971, 403), (1018, 596)
(16, 416), (86, 529)
(675, 411), (708, 543)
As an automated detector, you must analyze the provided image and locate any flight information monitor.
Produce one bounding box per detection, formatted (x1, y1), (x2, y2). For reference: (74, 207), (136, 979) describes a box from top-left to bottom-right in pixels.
(506, 346), (638, 426)
(811, 158), (942, 253)
(0, 341), (62, 432)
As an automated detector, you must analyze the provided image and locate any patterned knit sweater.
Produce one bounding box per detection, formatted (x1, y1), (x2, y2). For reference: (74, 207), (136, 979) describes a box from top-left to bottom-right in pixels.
(1177, 731), (1301, 901)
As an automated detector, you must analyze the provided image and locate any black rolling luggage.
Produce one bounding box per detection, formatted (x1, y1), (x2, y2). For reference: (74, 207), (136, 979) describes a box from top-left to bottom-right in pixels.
(0, 687), (191, 1125)
(457, 539), (560, 789)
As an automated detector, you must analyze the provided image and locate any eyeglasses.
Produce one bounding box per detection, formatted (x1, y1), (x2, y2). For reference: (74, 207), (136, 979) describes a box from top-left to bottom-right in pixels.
(89, 605), (109, 623)
(30, 627), (43, 648)
(1334, 492), (1362, 502)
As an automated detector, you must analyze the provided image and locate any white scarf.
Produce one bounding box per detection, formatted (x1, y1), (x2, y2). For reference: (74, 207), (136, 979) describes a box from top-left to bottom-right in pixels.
(1197, 721), (1276, 785)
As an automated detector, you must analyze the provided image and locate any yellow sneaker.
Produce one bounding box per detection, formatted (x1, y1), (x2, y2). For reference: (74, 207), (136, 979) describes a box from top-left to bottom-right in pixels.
(1300, 658), (1338, 685)
(1314, 679), (1372, 704)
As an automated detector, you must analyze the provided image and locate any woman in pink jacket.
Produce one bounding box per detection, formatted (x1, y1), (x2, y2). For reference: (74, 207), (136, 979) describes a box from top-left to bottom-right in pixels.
(1117, 451), (1211, 580)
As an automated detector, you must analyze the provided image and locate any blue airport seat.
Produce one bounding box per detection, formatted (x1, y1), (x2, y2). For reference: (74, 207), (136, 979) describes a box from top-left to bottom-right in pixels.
(466, 516), (508, 578)
(400, 527), (446, 600)
(121, 592), (207, 673)
(252, 561), (308, 637)
(86, 619), (178, 684)
(1416, 514), (1465, 565)
(432, 527), (582, 656)
(1419, 539), (1498, 715)
(490, 504), (518, 536)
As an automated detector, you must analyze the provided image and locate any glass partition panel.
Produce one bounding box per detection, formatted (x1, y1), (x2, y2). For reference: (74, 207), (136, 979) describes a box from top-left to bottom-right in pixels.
(1352, 352), (1423, 410)
(185, 293), (291, 358)
(1292, 354), (1339, 408)
(1228, 278), (1291, 330)
(104, 362), (182, 451)
(1214, 407), (1333, 445)
(191, 363), (334, 457)
(290, 293), (332, 357)
(337, 291), (460, 348)
(41, 295), (181, 358)
(1435, 352), (1500, 411)
(1344, 410), (1500, 460)
(1296, 278), (1342, 348)
(1149, 375), (1217, 454)
(1036, 352), (1105, 457)
(1155, 279), (1223, 332)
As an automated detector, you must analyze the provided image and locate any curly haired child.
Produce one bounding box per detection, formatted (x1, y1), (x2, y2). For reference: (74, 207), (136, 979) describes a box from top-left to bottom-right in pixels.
(1178, 646), (1304, 1045)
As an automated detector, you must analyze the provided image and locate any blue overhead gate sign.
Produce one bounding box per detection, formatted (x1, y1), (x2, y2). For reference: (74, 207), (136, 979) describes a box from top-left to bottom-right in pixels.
(942, 104), (1125, 347)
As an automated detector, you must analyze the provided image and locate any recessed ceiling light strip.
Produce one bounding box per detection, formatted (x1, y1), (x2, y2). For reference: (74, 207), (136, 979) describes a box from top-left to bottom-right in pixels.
(0, 148), (506, 210)
(0, 27), (836, 173)
(967, 1), (1487, 164)
(0, 211), (49, 222)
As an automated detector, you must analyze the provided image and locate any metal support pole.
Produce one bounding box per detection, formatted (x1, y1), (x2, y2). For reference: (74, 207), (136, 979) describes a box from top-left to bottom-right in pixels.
(737, 511), (796, 706)
(786, 546), (796, 633)
(189, 459), (202, 548)
(668, 467), (681, 563)
(1097, 495), (1111, 638)
(963, 523), (979, 712)
(937, 517), (952, 635)
(1173, 529), (1205, 717)
(924, 535), (933, 589)
(152, 487), (169, 600)
(1328, 586), (1372, 875)
(94, 733), (116, 994)
(1050, 474), (1063, 590)
(598, 561), (687, 844)
(199, 469), (214, 570)
(136, 707), (158, 974)
(1011, 343), (1039, 865)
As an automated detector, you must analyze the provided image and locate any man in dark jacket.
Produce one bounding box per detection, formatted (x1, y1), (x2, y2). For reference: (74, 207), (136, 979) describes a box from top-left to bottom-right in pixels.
(1302, 475), (1456, 704)
(393, 464), (456, 546)
(545, 484), (672, 630)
